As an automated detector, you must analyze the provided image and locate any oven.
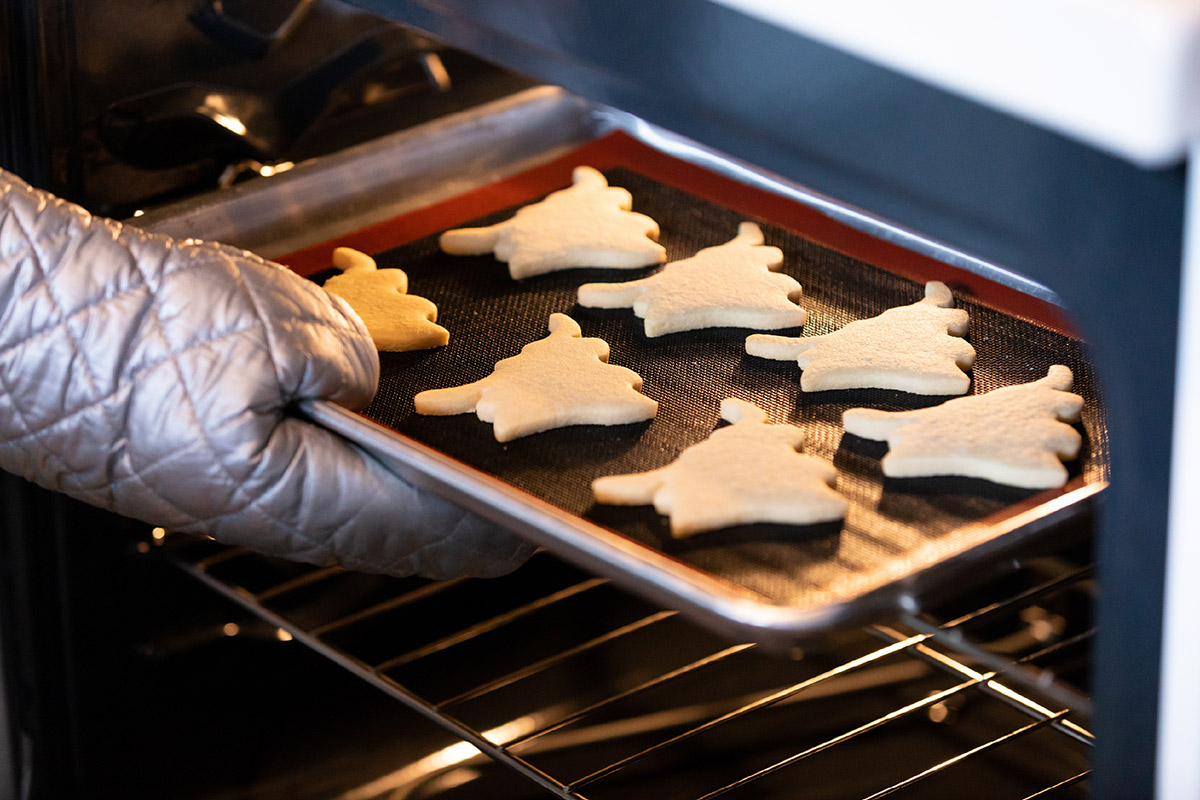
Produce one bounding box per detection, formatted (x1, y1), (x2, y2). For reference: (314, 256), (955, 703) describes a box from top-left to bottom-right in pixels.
(2, 2), (1195, 799)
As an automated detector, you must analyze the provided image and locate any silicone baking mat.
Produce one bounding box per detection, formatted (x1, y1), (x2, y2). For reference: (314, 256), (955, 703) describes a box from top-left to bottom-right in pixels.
(283, 132), (1105, 626)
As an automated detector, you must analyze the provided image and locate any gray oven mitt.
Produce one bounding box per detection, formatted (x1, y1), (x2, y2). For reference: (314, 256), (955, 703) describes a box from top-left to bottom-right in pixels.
(0, 169), (533, 579)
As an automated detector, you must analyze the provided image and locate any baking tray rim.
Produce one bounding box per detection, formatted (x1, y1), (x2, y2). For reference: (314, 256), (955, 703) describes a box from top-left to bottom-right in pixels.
(288, 127), (1102, 647)
(304, 397), (1102, 648)
(136, 85), (1104, 647)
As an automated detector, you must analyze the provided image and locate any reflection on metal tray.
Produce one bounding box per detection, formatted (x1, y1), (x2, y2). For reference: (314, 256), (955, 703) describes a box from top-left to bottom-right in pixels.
(281, 116), (1105, 648)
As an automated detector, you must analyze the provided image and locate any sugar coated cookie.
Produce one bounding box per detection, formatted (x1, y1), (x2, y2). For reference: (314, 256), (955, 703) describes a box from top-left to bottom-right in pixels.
(438, 166), (666, 279)
(746, 281), (975, 394)
(323, 247), (449, 352)
(577, 222), (806, 337)
(842, 365), (1084, 489)
(413, 313), (657, 442)
(592, 398), (847, 538)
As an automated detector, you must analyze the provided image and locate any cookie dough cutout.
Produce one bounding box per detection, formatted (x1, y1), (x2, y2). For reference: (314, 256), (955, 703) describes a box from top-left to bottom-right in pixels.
(842, 365), (1084, 490)
(439, 166), (666, 279)
(413, 313), (657, 442)
(323, 247), (449, 352)
(577, 222), (806, 337)
(593, 398), (847, 538)
(746, 281), (975, 394)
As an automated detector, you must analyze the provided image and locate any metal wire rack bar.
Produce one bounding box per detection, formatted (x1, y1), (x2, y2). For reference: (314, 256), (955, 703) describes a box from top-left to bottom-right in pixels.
(437, 609), (678, 708)
(173, 553), (585, 800)
(255, 564), (344, 601)
(162, 534), (1093, 800)
(937, 565), (1093, 632)
(1022, 628), (1095, 667)
(491, 658), (929, 756)
(371, 576), (608, 672)
(503, 642), (757, 749)
(899, 610), (1093, 718)
(308, 576), (470, 637)
(857, 710), (1071, 800)
(880, 561), (1094, 718)
(192, 545), (250, 571)
(569, 633), (929, 788)
(1021, 771), (1090, 799)
(871, 625), (1094, 746)
(690, 672), (1001, 800)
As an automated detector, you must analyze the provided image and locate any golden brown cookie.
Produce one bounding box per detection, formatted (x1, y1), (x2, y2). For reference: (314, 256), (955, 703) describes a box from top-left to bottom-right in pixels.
(323, 247), (449, 352)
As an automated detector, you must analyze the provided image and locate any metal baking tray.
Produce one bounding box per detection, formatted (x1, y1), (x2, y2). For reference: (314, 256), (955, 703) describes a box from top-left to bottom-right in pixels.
(139, 86), (1106, 648)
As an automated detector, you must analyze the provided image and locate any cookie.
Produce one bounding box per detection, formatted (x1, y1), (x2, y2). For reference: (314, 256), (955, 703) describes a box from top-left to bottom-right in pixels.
(413, 313), (657, 442)
(746, 281), (975, 394)
(577, 222), (806, 337)
(592, 398), (847, 538)
(842, 365), (1084, 489)
(438, 166), (666, 279)
(323, 247), (449, 351)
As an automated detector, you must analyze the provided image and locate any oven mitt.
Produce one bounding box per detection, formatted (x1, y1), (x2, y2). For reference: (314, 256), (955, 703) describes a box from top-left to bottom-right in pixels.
(0, 169), (533, 579)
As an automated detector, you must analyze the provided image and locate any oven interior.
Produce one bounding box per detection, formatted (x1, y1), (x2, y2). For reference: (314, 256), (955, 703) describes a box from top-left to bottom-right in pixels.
(9, 1), (1186, 796)
(10, 80), (1101, 800)
(6, 482), (1093, 800)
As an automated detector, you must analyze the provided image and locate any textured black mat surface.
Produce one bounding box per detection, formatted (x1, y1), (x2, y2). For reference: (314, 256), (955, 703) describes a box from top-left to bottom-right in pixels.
(325, 168), (1105, 608)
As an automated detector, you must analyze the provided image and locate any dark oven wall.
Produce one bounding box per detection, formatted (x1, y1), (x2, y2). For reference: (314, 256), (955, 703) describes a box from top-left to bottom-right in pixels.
(0, 0), (532, 216)
(0, 476), (245, 798)
(0, 474), (456, 800)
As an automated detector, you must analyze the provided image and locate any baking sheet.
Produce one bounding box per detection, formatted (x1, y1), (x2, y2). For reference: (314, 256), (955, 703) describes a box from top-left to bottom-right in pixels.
(288, 132), (1105, 645)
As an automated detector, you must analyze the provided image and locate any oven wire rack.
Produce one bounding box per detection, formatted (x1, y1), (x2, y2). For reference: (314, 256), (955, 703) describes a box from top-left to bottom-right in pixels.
(154, 530), (1093, 800)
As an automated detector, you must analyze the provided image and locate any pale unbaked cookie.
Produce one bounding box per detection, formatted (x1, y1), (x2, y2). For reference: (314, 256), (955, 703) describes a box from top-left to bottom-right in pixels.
(577, 221), (806, 337)
(438, 166), (666, 279)
(323, 247), (449, 352)
(746, 281), (975, 394)
(842, 365), (1084, 489)
(413, 313), (657, 442)
(592, 398), (847, 538)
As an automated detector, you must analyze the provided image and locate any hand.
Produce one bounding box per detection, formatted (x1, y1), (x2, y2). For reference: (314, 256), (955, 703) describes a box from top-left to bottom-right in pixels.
(0, 170), (533, 579)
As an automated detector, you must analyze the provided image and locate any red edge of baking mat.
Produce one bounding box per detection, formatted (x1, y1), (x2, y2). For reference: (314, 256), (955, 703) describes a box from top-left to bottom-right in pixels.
(277, 130), (1076, 336)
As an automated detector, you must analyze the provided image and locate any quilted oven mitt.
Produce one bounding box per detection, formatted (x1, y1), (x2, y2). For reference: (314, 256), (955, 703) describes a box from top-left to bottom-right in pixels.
(0, 169), (533, 579)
